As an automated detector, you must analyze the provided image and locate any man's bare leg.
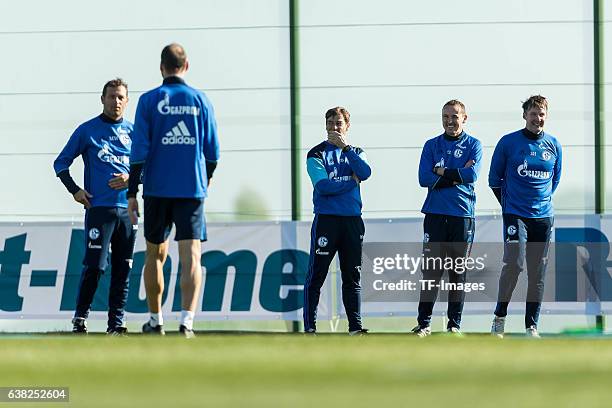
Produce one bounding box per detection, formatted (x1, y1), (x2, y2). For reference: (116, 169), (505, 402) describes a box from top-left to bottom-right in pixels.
(143, 239), (168, 332)
(178, 239), (202, 334)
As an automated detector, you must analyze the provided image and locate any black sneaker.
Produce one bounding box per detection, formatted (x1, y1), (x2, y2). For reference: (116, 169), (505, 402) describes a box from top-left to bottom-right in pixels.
(349, 328), (369, 336)
(142, 321), (165, 335)
(106, 327), (128, 337)
(179, 324), (195, 339)
(72, 317), (87, 334)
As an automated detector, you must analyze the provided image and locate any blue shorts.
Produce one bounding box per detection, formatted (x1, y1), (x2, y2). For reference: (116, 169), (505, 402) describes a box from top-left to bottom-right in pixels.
(143, 196), (206, 244)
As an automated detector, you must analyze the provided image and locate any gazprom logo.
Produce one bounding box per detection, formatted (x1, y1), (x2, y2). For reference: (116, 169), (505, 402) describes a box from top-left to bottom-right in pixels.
(97, 143), (129, 164)
(157, 94), (200, 116)
(517, 159), (551, 180)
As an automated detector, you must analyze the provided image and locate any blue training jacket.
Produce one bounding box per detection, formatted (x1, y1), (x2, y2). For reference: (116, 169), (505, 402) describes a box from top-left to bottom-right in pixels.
(489, 129), (562, 218)
(306, 141), (371, 216)
(53, 114), (133, 208)
(130, 76), (220, 198)
(419, 132), (483, 218)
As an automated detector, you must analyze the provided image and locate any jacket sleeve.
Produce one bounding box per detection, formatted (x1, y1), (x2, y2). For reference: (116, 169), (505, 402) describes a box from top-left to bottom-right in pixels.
(488, 137), (506, 188)
(53, 125), (84, 175)
(307, 156), (357, 195)
(418, 140), (439, 188)
(443, 139), (483, 184)
(418, 140), (453, 189)
(201, 95), (220, 179)
(130, 95), (151, 165)
(345, 148), (371, 181)
(458, 139), (482, 183)
(551, 139), (562, 194)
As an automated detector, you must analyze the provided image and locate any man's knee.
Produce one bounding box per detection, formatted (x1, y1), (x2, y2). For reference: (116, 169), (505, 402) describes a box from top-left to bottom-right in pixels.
(501, 259), (523, 273)
(341, 273), (361, 289)
(178, 239), (202, 268)
(305, 268), (327, 290)
(146, 240), (168, 263)
(111, 259), (132, 280)
(82, 266), (104, 279)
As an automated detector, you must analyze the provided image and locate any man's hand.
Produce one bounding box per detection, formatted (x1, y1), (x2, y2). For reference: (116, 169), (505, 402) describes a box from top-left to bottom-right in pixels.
(464, 159), (475, 168)
(352, 173), (361, 184)
(73, 189), (93, 209)
(108, 173), (129, 190)
(327, 131), (348, 149)
(128, 197), (139, 225)
(434, 167), (445, 176)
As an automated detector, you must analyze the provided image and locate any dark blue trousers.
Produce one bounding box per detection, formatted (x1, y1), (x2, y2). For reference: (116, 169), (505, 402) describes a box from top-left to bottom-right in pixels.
(304, 215), (365, 332)
(494, 214), (553, 328)
(75, 207), (137, 330)
(417, 214), (475, 330)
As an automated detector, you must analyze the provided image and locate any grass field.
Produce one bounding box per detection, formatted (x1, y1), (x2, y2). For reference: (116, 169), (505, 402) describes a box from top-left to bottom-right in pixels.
(1, 333), (612, 407)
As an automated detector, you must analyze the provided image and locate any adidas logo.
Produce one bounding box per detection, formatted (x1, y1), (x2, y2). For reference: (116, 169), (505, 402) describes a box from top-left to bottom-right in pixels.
(162, 121), (196, 145)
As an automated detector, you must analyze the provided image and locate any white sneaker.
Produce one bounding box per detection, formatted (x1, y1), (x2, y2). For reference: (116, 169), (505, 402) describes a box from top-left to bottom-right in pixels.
(491, 316), (505, 338)
(526, 325), (541, 338)
(447, 327), (463, 336)
(411, 325), (431, 337)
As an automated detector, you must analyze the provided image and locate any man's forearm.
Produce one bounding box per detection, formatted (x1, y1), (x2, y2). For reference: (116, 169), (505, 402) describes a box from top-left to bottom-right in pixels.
(432, 176), (455, 189)
(441, 168), (462, 184)
(57, 169), (81, 195)
(127, 162), (144, 198)
(206, 160), (217, 180)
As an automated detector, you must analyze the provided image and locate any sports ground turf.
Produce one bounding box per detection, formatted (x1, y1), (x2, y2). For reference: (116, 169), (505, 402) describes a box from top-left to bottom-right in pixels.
(1, 334), (611, 407)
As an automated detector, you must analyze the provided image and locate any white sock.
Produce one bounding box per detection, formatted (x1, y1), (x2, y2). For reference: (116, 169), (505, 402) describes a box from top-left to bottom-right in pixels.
(150, 313), (163, 327)
(180, 310), (195, 330)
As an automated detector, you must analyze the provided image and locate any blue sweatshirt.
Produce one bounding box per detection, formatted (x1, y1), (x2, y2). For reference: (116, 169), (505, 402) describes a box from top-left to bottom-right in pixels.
(488, 129), (562, 218)
(53, 114), (133, 208)
(130, 77), (220, 198)
(419, 132), (482, 218)
(306, 141), (371, 216)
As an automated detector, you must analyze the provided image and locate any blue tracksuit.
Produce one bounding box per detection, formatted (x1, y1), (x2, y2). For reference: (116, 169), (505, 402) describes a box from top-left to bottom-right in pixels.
(304, 141), (371, 333)
(306, 141), (371, 216)
(417, 131), (481, 330)
(53, 114), (133, 208)
(489, 128), (562, 328)
(130, 76), (220, 198)
(53, 114), (135, 330)
(488, 129), (562, 218)
(418, 132), (482, 218)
